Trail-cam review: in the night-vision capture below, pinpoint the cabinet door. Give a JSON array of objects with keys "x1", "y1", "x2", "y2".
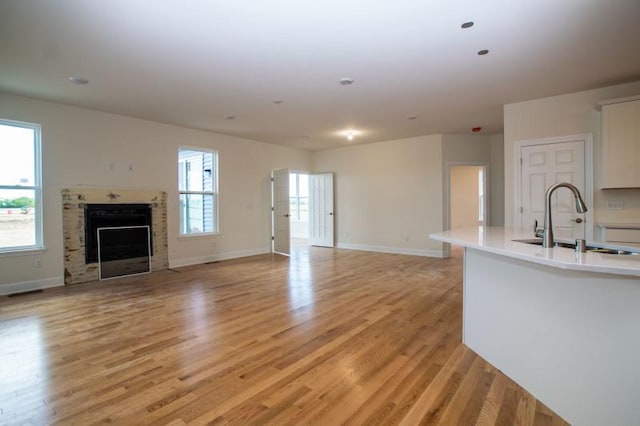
[{"x1": 602, "y1": 100, "x2": 640, "y2": 188}]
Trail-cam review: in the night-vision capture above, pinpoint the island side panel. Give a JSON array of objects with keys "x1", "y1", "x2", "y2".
[{"x1": 463, "y1": 247, "x2": 640, "y2": 426}]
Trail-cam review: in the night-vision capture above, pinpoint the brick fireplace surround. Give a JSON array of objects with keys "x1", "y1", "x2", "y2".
[{"x1": 62, "y1": 188, "x2": 168, "y2": 285}]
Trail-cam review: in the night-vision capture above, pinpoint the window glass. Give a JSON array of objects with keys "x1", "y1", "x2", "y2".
[
  {"x1": 0, "y1": 126, "x2": 35, "y2": 186},
  {"x1": 0, "y1": 120, "x2": 41, "y2": 251},
  {"x1": 299, "y1": 196, "x2": 309, "y2": 221},
  {"x1": 289, "y1": 173, "x2": 297, "y2": 196},
  {"x1": 299, "y1": 174, "x2": 309, "y2": 197},
  {"x1": 288, "y1": 173, "x2": 309, "y2": 221},
  {"x1": 179, "y1": 193, "x2": 216, "y2": 234}
]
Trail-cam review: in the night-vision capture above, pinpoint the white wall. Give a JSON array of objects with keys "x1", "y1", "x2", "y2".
[
  {"x1": 490, "y1": 134, "x2": 505, "y2": 226},
  {"x1": 0, "y1": 93, "x2": 310, "y2": 291},
  {"x1": 312, "y1": 135, "x2": 445, "y2": 256},
  {"x1": 504, "y1": 80, "x2": 640, "y2": 229}
]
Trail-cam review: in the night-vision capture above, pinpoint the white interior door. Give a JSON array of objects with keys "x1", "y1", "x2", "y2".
[
  {"x1": 309, "y1": 173, "x2": 334, "y2": 247},
  {"x1": 521, "y1": 140, "x2": 586, "y2": 239},
  {"x1": 272, "y1": 168, "x2": 290, "y2": 255}
]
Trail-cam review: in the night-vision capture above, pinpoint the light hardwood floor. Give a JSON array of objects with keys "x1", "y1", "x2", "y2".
[{"x1": 0, "y1": 245, "x2": 568, "y2": 425}]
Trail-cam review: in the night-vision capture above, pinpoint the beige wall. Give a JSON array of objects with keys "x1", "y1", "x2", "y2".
[
  {"x1": 311, "y1": 133, "x2": 503, "y2": 257},
  {"x1": 490, "y1": 134, "x2": 505, "y2": 226},
  {"x1": 442, "y1": 134, "x2": 492, "y2": 162},
  {"x1": 504, "y1": 80, "x2": 640, "y2": 230},
  {"x1": 0, "y1": 93, "x2": 310, "y2": 291},
  {"x1": 312, "y1": 135, "x2": 445, "y2": 256},
  {"x1": 450, "y1": 166, "x2": 482, "y2": 229}
]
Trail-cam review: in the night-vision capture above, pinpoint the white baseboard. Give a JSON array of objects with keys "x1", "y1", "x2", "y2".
[
  {"x1": 170, "y1": 247, "x2": 272, "y2": 268},
  {"x1": 336, "y1": 243, "x2": 445, "y2": 258},
  {"x1": 0, "y1": 276, "x2": 64, "y2": 296}
]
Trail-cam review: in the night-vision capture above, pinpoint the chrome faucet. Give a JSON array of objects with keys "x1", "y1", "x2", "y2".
[{"x1": 536, "y1": 182, "x2": 588, "y2": 248}]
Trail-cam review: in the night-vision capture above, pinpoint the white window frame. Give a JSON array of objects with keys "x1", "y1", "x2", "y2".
[
  {"x1": 178, "y1": 147, "x2": 219, "y2": 236},
  {"x1": 0, "y1": 118, "x2": 43, "y2": 254}
]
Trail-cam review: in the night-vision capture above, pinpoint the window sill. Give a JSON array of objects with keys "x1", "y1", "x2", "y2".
[
  {"x1": 0, "y1": 246, "x2": 46, "y2": 258},
  {"x1": 177, "y1": 232, "x2": 220, "y2": 240}
]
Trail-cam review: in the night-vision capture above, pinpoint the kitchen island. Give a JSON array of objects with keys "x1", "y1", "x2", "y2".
[{"x1": 430, "y1": 227, "x2": 640, "y2": 426}]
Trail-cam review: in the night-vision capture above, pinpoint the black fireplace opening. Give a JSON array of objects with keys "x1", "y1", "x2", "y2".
[{"x1": 84, "y1": 204, "x2": 153, "y2": 264}]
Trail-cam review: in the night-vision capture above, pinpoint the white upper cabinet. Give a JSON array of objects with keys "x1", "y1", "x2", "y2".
[{"x1": 601, "y1": 99, "x2": 640, "y2": 188}]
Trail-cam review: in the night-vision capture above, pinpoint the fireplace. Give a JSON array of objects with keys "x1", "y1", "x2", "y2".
[
  {"x1": 84, "y1": 204, "x2": 153, "y2": 264},
  {"x1": 62, "y1": 188, "x2": 168, "y2": 285}
]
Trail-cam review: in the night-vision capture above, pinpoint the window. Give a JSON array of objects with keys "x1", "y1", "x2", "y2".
[
  {"x1": 289, "y1": 172, "x2": 309, "y2": 221},
  {"x1": 0, "y1": 119, "x2": 42, "y2": 252},
  {"x1": 178, "y1": 148, "x2": 218, "y2": 235}
]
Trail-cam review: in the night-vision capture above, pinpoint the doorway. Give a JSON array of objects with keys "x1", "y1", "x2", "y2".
[
  {"x1": 444, "y1": 162, "x2": 489, "y2": 257},
  {"x1": 272, "y1": 170, "x2": 334, "y2": 257},
  {"x1": 450, "y1": 165, "x2": 486, "y2": 229},
  {"x1": 289, "y1": 171, "x2": 310, "y2": 250}
]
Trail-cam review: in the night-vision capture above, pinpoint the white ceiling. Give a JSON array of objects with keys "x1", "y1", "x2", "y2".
[{"x1": 1, "y1": 1, "x2": 639, "y2": 151}]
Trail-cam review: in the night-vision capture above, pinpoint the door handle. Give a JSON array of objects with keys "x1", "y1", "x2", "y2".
[
  {"x1": 284, "y1": 214, "x2": 290, "y2": 218},
  {"x1": 570, "y1": 218, "x2": 583, "y2": 223},
  {"x1": 329, "y1": 212, "x2": 333, "y2": 215}
]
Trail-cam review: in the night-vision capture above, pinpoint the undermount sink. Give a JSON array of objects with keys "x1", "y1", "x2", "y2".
[
  {"x1": 513, "y1": 238, "x2": 576, "y2": 249},
  {"x1": 512, "y1": 239, "x2": 640, "y2": 255}
]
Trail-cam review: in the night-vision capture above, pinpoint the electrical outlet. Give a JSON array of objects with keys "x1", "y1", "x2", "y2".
[
  {"x1": 607, "y1": 200, "x2": 625, "y2": 210},
  {"x1": 35, "y1": 258, "x2": 42, "y2": 268}
]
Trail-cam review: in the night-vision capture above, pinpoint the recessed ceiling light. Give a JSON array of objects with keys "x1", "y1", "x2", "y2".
[
  {"x1": 477, "y1": 49, "x2": 489, "y2": 56},
  {"x1": 338, "y1": 129, "x2": 360, "y2": 140},
  {"x1": 339, "y1": 78, "x2": 354, "y2": 86},
  {"x1": 407, "y1": 115, "x2": 418, "y2": 120},
  {"x1": 224, "y1": 115, "x2": 235, "y2": 120},
  {"x1": 68, "y1": 76, "x2": 89, "y2": 85},
  {"x1": 461, "y1": 21, "x2": 474, "y2": 29},
  {"x1": 273, "y1": 100, "x2": 283, "y2": 104}
]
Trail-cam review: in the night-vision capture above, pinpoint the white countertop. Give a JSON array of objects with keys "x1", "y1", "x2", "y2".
[
  {"x1": 430, "y1": 227, "x2": 640, "y2": 277},
  {"x1": 597, "y1": 222, "x2": 640, "y2": 229}
]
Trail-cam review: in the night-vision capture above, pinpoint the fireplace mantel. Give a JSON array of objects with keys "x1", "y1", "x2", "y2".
[{"x1": 62, "y1": 188, "x2": 168, "y2": 285}]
